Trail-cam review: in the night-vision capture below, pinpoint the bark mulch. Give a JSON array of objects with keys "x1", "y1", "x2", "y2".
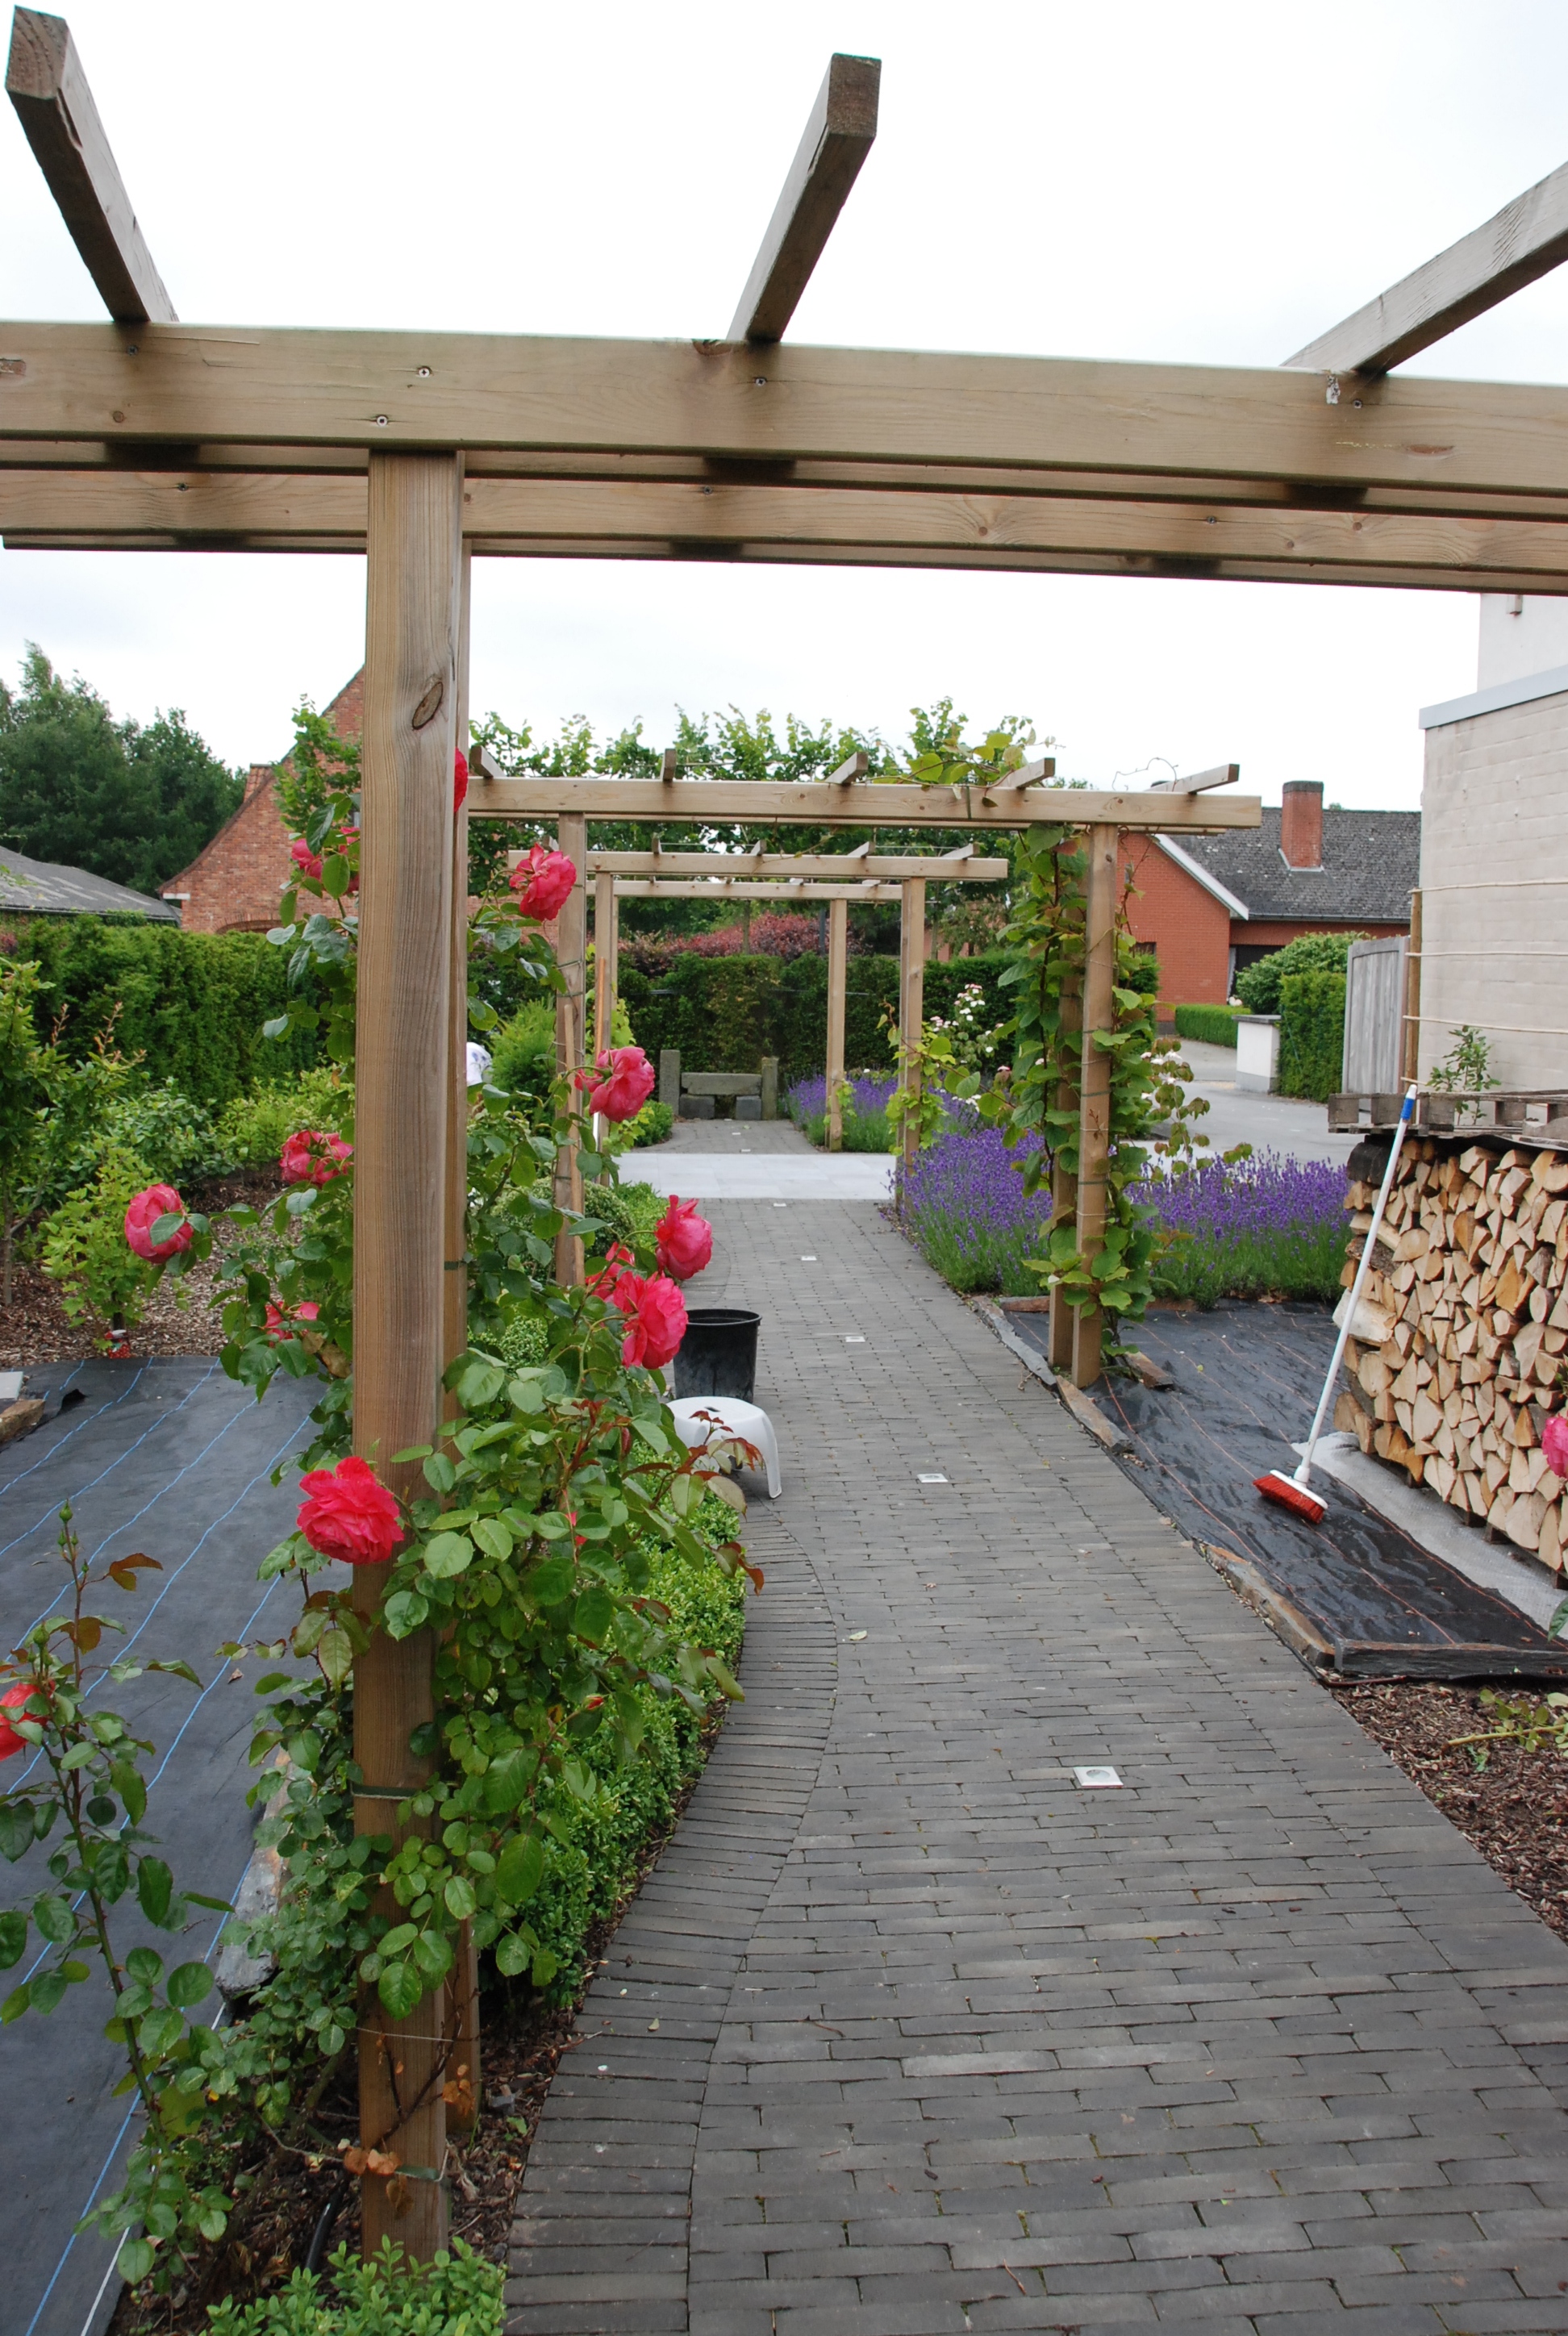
[
  {"x1": 1335, "y1": 1679, "x2": 1568, "y2": 1946},
  {"x1": 2, "y1": 1174, "x2": 280, "y2": 1372}
]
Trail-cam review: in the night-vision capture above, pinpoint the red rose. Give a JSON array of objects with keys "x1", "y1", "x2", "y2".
[
  {"x1": 280, "y1": 1130, "x2": 353, "y2": 1187},
  {"x1": 265, "y1": 1299, "x2": 320, "y2": 1341},
  {"x1": 609, "y1": 1271, "x2": 688, "y2": 1370},
  {"x1": 290, "y1": 836, "x2": 323, "y2": 882},
  {"x1": 124, "y1": 1183, "x2": 193, "y2": 1262},
  {"x1": 587, "y1": 1242, "x2": 636, "y2": 1299},
  {"x1": 508, "y1": 845, "x2": 577, "y2": 922},
  {"x1": 0, "y1": 1679, "x2": 38, "y2": 1761},
  {"x1": 454, "y1": 749, "x2": 469, "y2": 812},
  {"x1": 1545, "y1": 1413, "x2": 1568, "y2": 1477},
  {"x1": 655, "y1": 1196, "x2": 712, "y2": 1282},
  {"x1": 576, "y1": 1046, "x2": 655, "y2": 1123},
  {"x1": 296, "y1": 1454, "x2": 402, "y2": 1566}
]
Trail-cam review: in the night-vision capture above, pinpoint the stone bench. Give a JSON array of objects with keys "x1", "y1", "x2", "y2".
[{"x1": 659, "y1": 1051, "x2": 778, "y2": 1120}]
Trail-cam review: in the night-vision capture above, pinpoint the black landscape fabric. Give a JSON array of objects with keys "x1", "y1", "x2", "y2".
[
  {"x1": 0, "y1": 1357, "x2": 317, "y2": 2336},
  {"x1": 1008, "y1": 1300, "x2": 1568, "y2": 1679}
]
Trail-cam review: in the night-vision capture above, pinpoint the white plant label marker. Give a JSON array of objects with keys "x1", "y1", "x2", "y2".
[
  {"x1": 801, "y1": 1254, "x2": 818, "y2": 1262},
  {"x1": 1073, "y1": 1765, "x2": 1122, "y2": 1789},
  {"x1": 774, "y1": 1202, "x2": 787, "y2": 1209},
  {"x1": 918, "y1": 1473, "x2": 949, "y2": 1485},
  {"x1": 844, "y1": 1336, "x2": 865, "y2": 1344}
]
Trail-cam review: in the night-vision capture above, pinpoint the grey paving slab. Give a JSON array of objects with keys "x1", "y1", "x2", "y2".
[{"x1": 508, "y1": 1199, "x2": 1568, "y2": 2334}]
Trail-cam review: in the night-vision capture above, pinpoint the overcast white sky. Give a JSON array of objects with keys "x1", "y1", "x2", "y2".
[{"x1": 3, "y1": 1, "x2": 1568, "y2": 799}]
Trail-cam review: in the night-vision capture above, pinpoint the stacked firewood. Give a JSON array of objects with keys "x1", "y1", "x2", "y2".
[{"x1": 1335, "y1": 1139, "x2": 1568, "y2": 1568}]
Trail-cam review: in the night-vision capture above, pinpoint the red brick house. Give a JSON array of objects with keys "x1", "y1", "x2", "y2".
[
  {"x1": 160, "y1": 670, "x2": 365, "y2": 933},
  {"x1": 1120, "y1": 780, "x2": 1418, "y2": 1011}
]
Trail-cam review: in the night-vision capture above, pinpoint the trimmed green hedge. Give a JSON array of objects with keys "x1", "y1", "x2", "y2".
[
  {"x1": 5, "y1": 916, "x2": 320, "y2": 1108},
  {"x1": 1278, "y1": 969, "x2": 1345, "y2": 1101},
  {"x1": 1174, "y1": 1003, "x2": 1241, "y2": 1048},
  {"x1": 619, "y1": 950, "x2": 1027, "y2": 1081}
]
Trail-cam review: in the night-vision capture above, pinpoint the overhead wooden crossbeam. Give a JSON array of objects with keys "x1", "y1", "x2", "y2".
[
  {"x1": 6, "y1": 10, "x2": 173, "y2": 325},
  {"x1": 584, "y1": 851, "x2": 1009, "y2": 879},
  {"x1": 1287, "y1": 155, "x2": 1568, "y2": 377},
  {"x1": 603, "y1": 878, "x2": 903, "y2": 901},
  {"x1": 728, "y1": 53, "x2": 879, "y2": 344},
  {"x1": 1148, "y1": 762, "x2": 1240, "y2": 795},
  {"x1": 476, "y1": 775, "x2": 1257, "y2": 831}
]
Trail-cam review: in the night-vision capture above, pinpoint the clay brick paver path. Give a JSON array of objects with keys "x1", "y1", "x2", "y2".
[{"x1": 508, "y1": 1196, "x2": 1568, "y2": 2334}]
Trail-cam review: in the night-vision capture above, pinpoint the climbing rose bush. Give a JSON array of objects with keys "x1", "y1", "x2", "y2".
[
  {"x1": 296, "y1": 1454, "x2": 402, "y2": 1565},
  {"x1": 609, "y1": 1271, "x2": 688, "y2": 1369},
  {"x1": 265, "y1": 1299, "x2": 319, "y2": 1341},
  {"x1": 509, "y1": 845, "x2": 577, "y2": 921},
  {"x1": 655, "y1": 1196, "x2": 712, "y2": 1282},
  {"x1": 578, "y1": 1045, "x2": 656, "y2": 1123},
  {"x1": 280, "y1": 1130, "x2": 353, "y2": 1188},
  {"x1": 123, "y1": 1183, "x2": 193, "y2": 1262}
]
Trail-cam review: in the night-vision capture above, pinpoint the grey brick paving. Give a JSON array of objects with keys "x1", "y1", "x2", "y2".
[{"x1": 507, "y1": 1199, "x2": 1568, "y2": 2333}]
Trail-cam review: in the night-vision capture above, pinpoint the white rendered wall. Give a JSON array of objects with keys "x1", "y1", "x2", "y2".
[
  {"x1": 1478, "y1": 594, "x2": 1568, "y2": 689},
  {"x1": 1420, "y1": 689, "x2": 1568, "y2": 1089}
]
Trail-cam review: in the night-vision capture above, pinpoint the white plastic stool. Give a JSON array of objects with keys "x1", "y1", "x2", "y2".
[{"x1": 669, "y1": 1396, "x2": 782, "y2": 1498}]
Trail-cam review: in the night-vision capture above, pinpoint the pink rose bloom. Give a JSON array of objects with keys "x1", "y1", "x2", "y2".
[
  {"x1": 1544, "y1": 1412, "x2": 1568, "y2": 1478},
  {"x1": 280, "y1": 1130, "x2": 353, "y2": 1187},
  {"x1": 610, "y1": 1271, "x2": 688, "y2": 1370},
  {"x1": 124, "y1": 1183, "x2": 192, "y2": 1262},
  {"x1": 509, "y1": 845, "x2": 578, "y2": 922},
  {"x1": 576, "y1": 1046, "x2": 655, "y2": 1124},
  {"x1": 290, "y1": 836, "x2": 323, "y2": 882},
  {"x1": 296, "y1": 1454, "x2": 402, "y2": 1566},
  {"x1": 587, "y1": 1242, "x2": 636, "y2": 1299},
  {"x1": 454, "y1": 749, "x2": 469, "y2": 812},
  {"x1": 265, "y1": 1299, "x2": 321, "y2": 1341},
  {"x1": 655, "y1": 1196, "x2": 713, "y2": 1282}
]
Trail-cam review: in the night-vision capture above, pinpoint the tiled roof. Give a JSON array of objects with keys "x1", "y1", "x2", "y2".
[
  {"x1": 1177, "y1": 807, "x2": 1420, "y2": 924},
  {"x1": 0, "y1": 846, "x2": 178, "y2": 920}
]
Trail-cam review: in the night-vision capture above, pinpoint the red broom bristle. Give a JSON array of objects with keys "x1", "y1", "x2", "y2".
[{"x1": 1253, "y1": 1470, "x2": 1327, "y2": 1523}]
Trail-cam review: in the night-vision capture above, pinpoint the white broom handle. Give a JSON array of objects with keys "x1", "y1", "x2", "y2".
[{"x1": 1295, "y1": 1083, "x2": 1417, "y2": 1488}]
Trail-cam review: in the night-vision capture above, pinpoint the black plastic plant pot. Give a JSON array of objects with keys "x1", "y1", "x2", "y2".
[{"x1": 673, "y1": 1307, "x2": 761, "y2": 1403}]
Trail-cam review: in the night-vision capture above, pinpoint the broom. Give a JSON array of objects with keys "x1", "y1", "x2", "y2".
[{"x1": 1255, "y1": 1082, "x2": 1418, "y2": 1523}]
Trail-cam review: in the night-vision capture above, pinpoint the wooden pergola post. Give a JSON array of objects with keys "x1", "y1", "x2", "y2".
[
  {"x1": 1070, "y1": 825, "x2": 1119, "y2": 1389},
  {"x1": 899, "y1": 876, "x2": 926, "y2": 1187},
  {"x1": 352, "y1": 448, "x2": 462, "y2": 2258},
  {"x1": 1047, "y1": 947, "x2": 1082, "y2": 1374},
  {"x1": 593, "y1": 869, "x2": 615, "y2": 1057},
  {"x1": 553, "y1": 816, "x2": 587, "y2": 1285},
  {"x1": 825, "y1": 895, "x2": 848, "y2": 1151}
]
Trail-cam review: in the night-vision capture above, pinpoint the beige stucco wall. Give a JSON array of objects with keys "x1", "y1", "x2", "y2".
[{"x1": 1420, "y1": 688, "x2": 1568, "y2": 1090}]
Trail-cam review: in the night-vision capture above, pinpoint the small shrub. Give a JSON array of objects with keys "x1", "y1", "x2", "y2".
[
  {"x1": 1277, "y1": 969, "x2": 1346, "y2": 1103},
  {"x1": 39, "y1": 1142, "x2": 156, "y2": 1337},
  {"x1": 101, "y1": 1078, "x2": 227, "y2": 1186},
  {"x1": 489, "y1": 999, "x2": 557, "y2": 1100},
  {"x1": 1234, "y1": 931, "x2": 1362, "y2": 1016},
  {"x1": 203, "y1": 2238, "x2": 502, "y2": 2334},
  {"x1": 215, "y1": 1068, "x2": 354, "y2": 1171},
  {"x1": 1174, "y1": 1003, "x2": 1240, "y2": 1048},
  {"x1": 629, "y1": 1098, "x2": 673, "y2": 1145}
]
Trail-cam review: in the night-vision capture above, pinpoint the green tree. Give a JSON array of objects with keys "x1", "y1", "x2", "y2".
[
  {"x1": 0, "y1": 646, "x2": 242, "y2": 895},
  {"x1": 1233, "y1": 930, "x2": 1365, "y2": 1016}
]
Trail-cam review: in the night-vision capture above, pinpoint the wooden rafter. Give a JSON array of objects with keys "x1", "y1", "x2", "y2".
[
  {"x1": 585, "y1": 851, "x2": 1009, "y2": 879},
  {"x1": 473, "y1": 775, "x2": 1258, "y2": 830},
  {"x1": 728, "y1": 53, "x2": 879, "y2": 344},
  {"x1": 1287, "y1": 155, "x2": 1568, "y2": 377},
  {"x1": 605, "y1": 878, "x2": 904, "y2": 901},
  {"x1": 6, "y1": 10, "x2": 173, "y2": 325}
]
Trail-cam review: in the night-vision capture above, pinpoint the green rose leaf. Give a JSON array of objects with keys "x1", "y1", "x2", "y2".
[
  {"x1": 0, "y1": 1801, "x2": 35, "y2": 1863},
  {"x1": 136, "y1": 1857, "x2": 174, "y2": 1929},
  {"x1": 0, "y1": 1910, "x2": 25, "y2": 1969},
  {"x1": 471, "y1": 1516, "x2": 513, "y2": 1561},
  {"x1": 382, "y1": 1590, "x2": 429, "y2": 1639},
  {"x1": 494, "y1": 1930, "x2": 531, "y2": 1978},
  {"x1": 126, "y1": 1946, "x2": 164, "y2": 1986},
  {"x1": 572, "y1": 1586, "x2": 614, "y2": 1644},
  {"x1": 166, "y1": 1961, "x2": 214, "y2": 2009},
  {"x1": 527, "y1": 1555, "x2": 575, "y2": 1608},
  {"x1": 494, "y1": 1830, "x2": 544, "y2": 1908},
  {"x1": 444, "y1": 1875, "x2": 477, "y2": 1921},
  {"x1": 377, "y1": 1960, "x2": 426, "y2": 2020},
  {"x1": 118, "y1": 2238, "x2": 156, "y2": 2284},
  {"x1": 482, "y1": 1747, "x2": 536, "y2": 1816},
  {"x1": 29, "y1": 1970, "x2": 68, "y2": 2014},
  {"x1": 32, "y1": 1895, "x2": 73, "y2": 1946},
  {"x1": 423, "y1": 1532, "x2": 475, "y2": 1579}
]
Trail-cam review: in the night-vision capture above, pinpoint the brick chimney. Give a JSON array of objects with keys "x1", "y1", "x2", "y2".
[{"x1": 1279, "y1": 779, "x2": 1324, "y2": 870}]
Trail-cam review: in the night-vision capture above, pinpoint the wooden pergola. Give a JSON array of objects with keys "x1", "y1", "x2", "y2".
[{"x1": 10, "y1": 6, "x2": 1568, "y2": 2263}]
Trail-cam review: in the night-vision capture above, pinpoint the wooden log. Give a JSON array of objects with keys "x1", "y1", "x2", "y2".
[
  {"x1": 1071, "y1": 825, "x2": 1119, "y2": 1390},
  {"x1": 554, "y1": 815, "x2": 587, "y2": 1287},
  {"x1": 729, "y1": 52, "x2": 880, "y2": 344},
  {"x1": 825, "y1": 894, "x2": 848, "y2": 1153},
  {"x1": 898, "y1": 878, "x2": 925, "y2": 1188},
  {"x1": 354, "y1": 448, "x2": 462, "y2": 2261}
]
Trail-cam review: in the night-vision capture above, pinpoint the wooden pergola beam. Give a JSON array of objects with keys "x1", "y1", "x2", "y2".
[
  {"x1": 1287, "y1": 155, "x2": 1568, "y2": 377},
  {"x1": 10, "y1": 324, "x2": 1568, "y2": 509},
  {"x1": 474, "y1": 775, "x2": 1259, "y2": 831},
  {"x1": 728, "y1": 53, "x2": 880, "y2": 344},
  {"x1": 585, "y1": 851, "x2": 1009, "y2": 879},
  {"x1": 6, "y1": 10, "x2": 174, "y2": 326},
  {"x1": 608, "y1": 878, "x2": 903, "y2": 900}
]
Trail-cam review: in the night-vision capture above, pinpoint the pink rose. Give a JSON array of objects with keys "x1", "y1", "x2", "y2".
[
  {"x1": 280, "y1": 1130, "x2": 353, "y2": 1188},
  {"x1": 609, "y1": 1271, "x2": 688, "y2": 1370},
  {"x1": 290, "y1": 836, "x2": 323, "y2": 882},
  {"x1": 124, "y1": 1183, "x2": 192, "y2": 1262},
  {"x1": 1544, "y1": 1412, "x2": 1568, "y2": 1478},
  {"x1": 576, "y1": 1046, "x2": 655, "y2": 1124},
  {"x1": 587, "y1": 1242, "x2": 636, "y2": 1299},
  {"x1": 265, "y1": 1299, "x2": 320, "y2": 1341},
  {"x1": 508, "y1": 845, "x2": 578, "y2": 922},
  {"x1": 454, "y1": 749, "x2": 469, "y2": 812},
  {"x1": 296, "y1": 1454, "x2": 402, "y2": 1566},
  {"x1": 655, "y1": 1196, "x2": 712, "y2": 1282}
]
